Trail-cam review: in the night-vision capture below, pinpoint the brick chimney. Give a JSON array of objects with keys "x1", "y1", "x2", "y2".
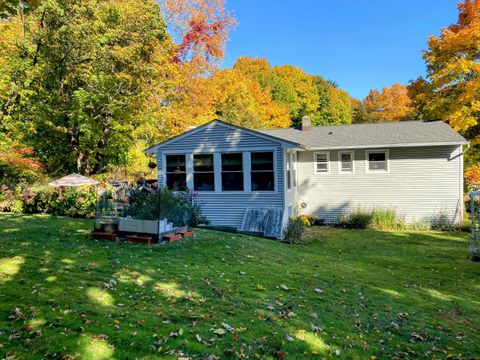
[{"x1": 301, "y1": 116, "x2": 311, "y2": 131}]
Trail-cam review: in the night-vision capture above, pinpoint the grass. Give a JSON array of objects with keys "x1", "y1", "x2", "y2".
[{"x1": 0, "y1": 214, "x2": 479, "y2": 359}]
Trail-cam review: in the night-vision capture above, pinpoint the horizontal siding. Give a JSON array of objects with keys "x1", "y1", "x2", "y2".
[
  {"x1": 158, "y1": 122, "x2": 278, "y2": 153},
  {"x1": 156, "y1": 123, "x2": 285, "y2": 229},
  {"x1": 297, "y1": 146, "x2": 462, "y2": 224}
]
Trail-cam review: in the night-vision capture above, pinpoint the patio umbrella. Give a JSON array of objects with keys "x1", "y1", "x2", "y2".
[{"x1": 49, "y1": 173, "x2": 99, "y2": 187}]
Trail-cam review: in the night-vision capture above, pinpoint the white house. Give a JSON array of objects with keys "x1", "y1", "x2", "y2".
[{"x1": 144, "y1": 118, "x2": 468, "y2": 238}]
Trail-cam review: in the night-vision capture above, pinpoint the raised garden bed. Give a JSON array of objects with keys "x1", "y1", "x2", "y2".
[
  {"x1": 164, "y1": 233, "x2": 182, "y2": 243},
  {"x1": 91, "y1": 231, "x2": 117, "y2": 241},
  {"x1": 126, "y1": 235, "x2": 152, "y2": 244}
]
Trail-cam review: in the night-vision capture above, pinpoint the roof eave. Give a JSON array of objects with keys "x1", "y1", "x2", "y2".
[{"x1": 305, "y1": 141, "x2": 468, "y2": 151}]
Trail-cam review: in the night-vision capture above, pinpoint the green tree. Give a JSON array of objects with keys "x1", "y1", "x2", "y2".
[{"x1": 0, "y1": 0, "x2": 172, "y2": 175}]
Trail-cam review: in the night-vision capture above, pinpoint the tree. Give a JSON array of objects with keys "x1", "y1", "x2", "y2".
[
  {"x1": 186, "y1": 68, "x2": 291, "y2": 129},
  {"x1": 158, "y1": 0, "x2": 236, "y2": 75},
  {"x1": 312, "y1": 77, "x2": 355, "y2": 126},
  {"x1": 408, "y1": 0, "x2": 480, "y2": 167},
  {"x1": 0, "y1": 0, "x2": 173, "y2": 175},
  {"x1": 355, "y1": 83, "x2": 413, "y2": 123},
  {"x1": 413, "y1": 0, "x2": 480, "y2": 132},
  {"x1": 0, "y1": 0, "x2": 41, "y2": 18}
]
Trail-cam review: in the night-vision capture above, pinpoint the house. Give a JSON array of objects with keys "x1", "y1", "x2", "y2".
[{"x1": 144, "y1": 118, "x2": 468, "y2": 238}]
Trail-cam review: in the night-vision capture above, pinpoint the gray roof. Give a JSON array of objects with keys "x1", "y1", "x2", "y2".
[{"x1": 259, "y1": 121, "x2": 467, "y2": 149}]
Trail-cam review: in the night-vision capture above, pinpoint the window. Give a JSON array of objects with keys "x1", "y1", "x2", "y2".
[
  {"x1": 251, "y1": 152, "x2": 274, "y2": 191},
  {"x1": 338, "y1": 151, "x2": 354, "y2": 173},
  {"x1": 293, "y1": 152, "x2": 297, "y2": 187},
  {"x1": 366, "y1": 150, "x2": 389, "y2": 172},
  {"x1": 221, "y1": 153, "x2": 244, "y2": 191},
  {"x1": 286, "y1": 152, "x2": 292, "y2": 190},
  {"x1": 166, "y1": 155, "x2": 187, "y2": 191},
  {"x1": 314, "y1": 151, "x2": 330, "y2": 174},
  {"x1": 193, "y1": 154, "x2": 214, "y2": 191}
]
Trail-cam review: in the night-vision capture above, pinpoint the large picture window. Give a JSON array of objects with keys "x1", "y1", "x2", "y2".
[
  {"x1": 166, "y1": 155, "x2": 187, "y2": 191},
  {"x1": 251, "y1": 152, "x2": 274, "y2": 191},
  {"x1": 221, "y1": 153, "x2": 244, "y2": 191},
  {"x1": 193, "y1": 154, "x2": 215, "y2": 191}
]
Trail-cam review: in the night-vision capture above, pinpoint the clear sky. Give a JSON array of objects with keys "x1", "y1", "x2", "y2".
[{"x1": 221, "y1": 0, "x2": 459, "y2": 100}]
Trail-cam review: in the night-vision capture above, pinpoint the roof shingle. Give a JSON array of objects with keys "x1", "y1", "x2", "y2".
[{"x1": 259, "y1": 121, "x2": 467, "y2": 149}]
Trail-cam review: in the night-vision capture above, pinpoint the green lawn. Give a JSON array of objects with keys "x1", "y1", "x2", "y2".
[{"x1": 0, "y1": 214, "x2": 479, "y2": 359}]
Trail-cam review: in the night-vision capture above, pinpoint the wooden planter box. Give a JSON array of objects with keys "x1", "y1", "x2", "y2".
[
  {"x1": 164, "y1": 233, "x2": 182, "y2": 243},
  {"x1": 91, "y1": 231, "x2": 117, "y2": 241},
  {"x1": 126, "y1": 235, "x2": 152, "y2": 244},
  {"x1": 179, "y1": 230, "x2": 193, "y2": 238}
]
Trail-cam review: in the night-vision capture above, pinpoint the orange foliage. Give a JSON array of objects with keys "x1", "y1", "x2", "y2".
[
  {"x1": 420, "y1": 0, "x2": 480, "y2": 132},
  {"x1": 465, "y1": 165, "x2": 480, "y2": 188},
  {"x1": 159, "y1": 0, "x2": 236, "y2": 74},
  {"x1": 361, "y1": 83, "x2": 413, "y2": 123}
]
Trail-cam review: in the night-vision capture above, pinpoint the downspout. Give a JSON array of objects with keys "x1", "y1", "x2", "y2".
[{"x1": 459, "y1": 143, "x2": 470, "y2": 222}]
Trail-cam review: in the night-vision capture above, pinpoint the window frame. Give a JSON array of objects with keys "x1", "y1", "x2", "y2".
[
  {"x1": 286, "y1": 151, "x2": 292, "y2": 190},
  {"x1": 165, "y1": 154, "x2": 187, "y2": 191},
  {"x1": 314, "y1": 151, "x2": 330, "y2": 175},
  {"x1": 365, "y1": 149, "x2": 390, "y2": 173},
  {"x1": 161, "y1": 148, "x2": 277, "y2": 193},
  {"x1": 250, "y1": 151, "x2": 275, "y2": 192},
  {"x1": 338, "y1": 151, "x2": 355, "y2": 174},
  {"x1": 221, "y1": 152, "x2": 244, "y2": 191},
  {"x1": 192, "y1": 153, "x2": 215, "y2": 192}
]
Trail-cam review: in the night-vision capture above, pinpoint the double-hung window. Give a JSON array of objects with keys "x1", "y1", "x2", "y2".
[
  {"x1": 314, "y1": 151, "x2": 330, "y2": 174},
  {"x1": 338, "y1": 151, "x2": 354, "y2": 173},
  {"x1": 193, "y1": 154, "x2": 214, "y2": 191},
  {"x1": 165, "y1": 155, "x2": 187, "y2": 191},
  {"x1": 221, "y1": 153, "x2": 244, "y2": 191},
  {"x1": 366, "y1": 150, "x2": 389, "y2": 172},
  {"x1": 251, "y1": 152, "x2": 274, "y2": 191}
]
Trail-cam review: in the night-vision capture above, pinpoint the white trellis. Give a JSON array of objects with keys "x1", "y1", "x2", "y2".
[{"x1": 469, "y1": 191, "x2": 480, "y2": 261}]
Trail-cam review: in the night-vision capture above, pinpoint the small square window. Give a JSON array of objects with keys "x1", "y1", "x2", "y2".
[{"x1": 366, "y1": 151, "x2": 388, "y2": 172}]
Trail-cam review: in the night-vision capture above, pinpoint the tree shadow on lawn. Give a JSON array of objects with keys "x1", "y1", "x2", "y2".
[{"x1": 0, "y1": 214, "x2": 479, "y2": 359}]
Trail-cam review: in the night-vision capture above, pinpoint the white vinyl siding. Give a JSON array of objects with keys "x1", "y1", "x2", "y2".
[
  {"x1": 156, "y1": 121, "x2": 285, "y2": 230},
  {"x1": 297, "y1": 146, "x2": 463, "y2": 224}
]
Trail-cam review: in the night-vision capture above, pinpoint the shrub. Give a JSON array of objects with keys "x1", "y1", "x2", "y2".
[
  {"x1": 0, "y1": 183, "x2": 96, "y2": 218},
  {"x1": 283, "y1": 217, "x2": 305, "y2": 244},
  {"x1": 338, "y1": 208, "x2": 399, "y2": 230}
]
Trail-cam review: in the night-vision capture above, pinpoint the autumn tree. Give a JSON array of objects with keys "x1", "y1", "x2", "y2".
[
  {"x1": 158, "y1": 0, "x2": 236, "y2": 75},
  {"x1": 0, "y1": 0, "x2": 173, "y2": 175},
  {"x1": 186, "y1": 68, "x2": 291, "y2": 129},
  {"x1": 355, "y1": 83, "x2": 413, "y2": 123},
  {"x1": 408, "y1": 0, "x2": 480, "y2": 167}
]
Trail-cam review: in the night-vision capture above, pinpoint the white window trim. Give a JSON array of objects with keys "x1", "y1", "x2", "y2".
[
  {"x1": 365, "y1": 149, "x2": 390, "y2": 173},
  {"x1": 338, "y1": 151, "x2": 355, "y2": 174},
  {"x1": 162, "y1": 149, "x2": 277, "y2": 194},
  {"x1": 314, "y1": 151, "x2": 330, "y2": 175},
  {"x1": 286, "y1": 151, "x2": 292, "y2": 191}
]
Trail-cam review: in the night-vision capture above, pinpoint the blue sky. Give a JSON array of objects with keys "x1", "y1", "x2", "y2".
[{"x1": 221, "y1": 0, "x2": 459, "y2": 99}]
